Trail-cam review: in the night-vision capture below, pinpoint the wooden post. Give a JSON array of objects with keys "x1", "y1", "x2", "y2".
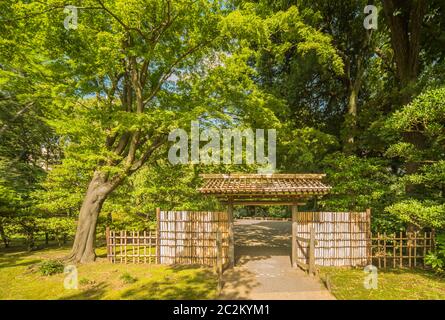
[
  {"x1": 227, "y1": 200, "x2": 235, "y2": 268},
  {"x1": 309, "y1": 226, "x2": 316, "y2": 276},
  {"x1": 291, "y1": 205, "x2": 298, "y2": 267},
  {"x1": 156, "y1": 207, "x2": 160, "y2": 264},
  {"x1": 399, "y1": 231, "x2": 403, "y2": 267},
  {"x1": 366, "y1": 208, "x2": 372, "y2": 265},
  {"x1": 383, "y1": 232, "x2": 387, "y2": 269},
  {"x1": 105, "y1": 226, "x2": 111, "y2": 262},
  {"x1": 174, "y1": 211, "x2": 178, "y2": 264},
  {"x1": 216, "y1": 228, "x2": 223, "y2": 293},
  {"x1": 124, "y1": 230, "x2": 127, "y2": 264}
]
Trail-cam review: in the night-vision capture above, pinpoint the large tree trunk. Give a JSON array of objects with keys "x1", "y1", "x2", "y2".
[
  {"x1": 382, "y1": 0, "x2": 427, "y2": 92},
  {"x1": 343, "y1": 57, "x2": 364, "y2": 154},
  {"x1": 67, "y1": 171, "x2": 114, "y2": 263},
  {"x1": 344, "y1": 85, "x2": 359, "y2": 151}
]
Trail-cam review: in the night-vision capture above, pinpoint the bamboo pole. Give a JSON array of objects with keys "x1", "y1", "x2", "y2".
[
  {"x1": 105, "y1": 226, "x2": 111, "y2": 262},
  {"x1": 309, "y1": 227, "x2": 316, "y2": 276},
  {"x1": 227, "y1": 201, "x2": 234, "y2": 268},
  {"x1": 366, "y1": 208, "x2": 371, "y2": 265},
  {"x1": 291, "y1": 205, "x2": 298, "y2": 267},
  {"x1": 216, "y1": 227, "x2": 223, "y2": 293},
  {"x1": 156, "y1": 207, "x2": 160, "y2": 264}
]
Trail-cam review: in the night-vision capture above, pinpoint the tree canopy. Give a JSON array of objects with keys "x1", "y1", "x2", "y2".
[{"x1": 0, "y1": 0, "x2": 444, "y2": 261}]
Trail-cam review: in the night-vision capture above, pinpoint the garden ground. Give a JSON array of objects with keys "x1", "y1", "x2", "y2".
[
  {"x1": 0, "y1": 242, "x2": 218, "y2": 300},
  {"x1": 1, "y1": 241, "x2": 444, "y2": 300},
  {"x1": 319, "y1": 267, "x2": 445, "y2": 300}
]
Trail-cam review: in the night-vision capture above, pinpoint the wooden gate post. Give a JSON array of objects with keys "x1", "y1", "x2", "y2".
[
  {"x1": 291, "y1": 205, "x2": 298, "y2": 267},
  {"x1": 366, "y1": 208, "x2": 372, "y2": 265},
  {"x1": 227, "y1": 200, "x2": 235, "y2": 268},
  {"x1": 156, "y1": 207, "x2": 161, "y2": 264},
  {"x1": 105, "y1": 226, "x2": 111, "y2": 262},
  {"x1": 215, "y1": 228, "x2": 223, "y2": 293},
  {"x1": 309, "y1": 227, "x2": 316, "y2": 276}
]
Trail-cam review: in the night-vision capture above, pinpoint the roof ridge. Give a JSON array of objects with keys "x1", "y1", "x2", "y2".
[{"x1": 199, "y1": 173, "x2": 327, "y2": 179}]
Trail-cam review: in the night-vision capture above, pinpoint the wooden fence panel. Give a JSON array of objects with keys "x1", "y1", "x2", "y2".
[
  {"x1": 295, "y1": 211, "x2": 371, "y2": 267},
  {"x1": 158, "y1": 211, "x2": 229, "y2": 266}
]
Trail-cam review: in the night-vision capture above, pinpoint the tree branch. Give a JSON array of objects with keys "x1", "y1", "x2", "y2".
[
  {"x1": 143, "y1": 41, "x2": 209, "y2": 106},
  {"x1": 0, "y1": 102, "x2": 34, "y2": 136}
]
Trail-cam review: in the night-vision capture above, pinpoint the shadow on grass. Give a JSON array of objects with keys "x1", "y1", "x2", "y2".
[
  {"x1": 119, "y1": 265, "x2": 217, "y2": 300},
  {"x1": 377, "y1": 267, "x2": 445, "y2": 283},
  {"x1": 0, "y1": 242, "x2": 112, "y2": 269},
  {"x1": 0, "y1": 243, "x2": 72, "y2": 270},
  {"x1": 0, "y1": 250, "x2": 43, "y2": 270},
  {"x1": 60, "y1": 282, "x2": 109, "y2": 300},
  {"x1": 59, "y1": 265, "x2": 218, "y2": 300}
]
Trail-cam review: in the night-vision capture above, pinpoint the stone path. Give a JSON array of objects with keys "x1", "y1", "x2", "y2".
[{"x1": 219, "y1": 219, "x2": 335, "y2": 300}]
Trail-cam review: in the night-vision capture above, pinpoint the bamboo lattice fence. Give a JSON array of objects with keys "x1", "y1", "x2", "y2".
[
  {"x1": 370, "y1": 232, "x2": 434, "y2": 268},
  {"x1": 294, "y1": 211, "x2": 371, "y2": 267},
  {"x1": 107, "y1": 229, "x2": 158, "y2": 264}
]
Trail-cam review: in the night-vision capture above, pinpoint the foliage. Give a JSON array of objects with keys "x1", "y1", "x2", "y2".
[
  {"x1": 0, "y1": 0, "x2": 444, "y2": 255},
  {"x1": 278, "y1": 127, "x2": 339, "y2": 172},
  {"x1": 0, "y1": 216, "x2": 76, "y2": 249},
  {"x1": 39, "y1": 259, "x2": 65, "y2": 276},
  {"x1": 384, "y1": 87, "x2": 445, "y2": 229},
  {"x1": 120, "y1": 272, "x2": 138, "y2": 284},
  {"x1": 320, "y1": 153, "x2": 405, "y2": 232},
  {"x1": 425, "y1": 233, "x2": 445, "y2": 274},
  {"x1": 385, "y1": 200, "x2": 445, "y2": 230},
  {"x1": 39, "y1": 217, "x2": 76, "y2": 245},
  {"x1": 387, "y1": 87, "x2": 445, "y2": 135}
]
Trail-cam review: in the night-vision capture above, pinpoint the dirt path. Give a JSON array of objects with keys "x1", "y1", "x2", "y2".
[{"x1": 219, "y1": 219, "x2": 335, "y2": 300}]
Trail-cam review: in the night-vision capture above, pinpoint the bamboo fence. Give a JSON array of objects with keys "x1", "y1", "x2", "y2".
[
  {"x1": 106, "y1": 210, "x2": 434, "y2": 269},
  {"x1": 107, "y1": 229, "x2": 158, "y2": 264},
  {"x1": 370, "y1": 232, "x2": 434, "y2": 268},
  {"x1": 157, "y1": 211, "x2": 229, "y2": 266},
  {"x1": 294, "y1": 211, "x2": 371, "y2": 267}
]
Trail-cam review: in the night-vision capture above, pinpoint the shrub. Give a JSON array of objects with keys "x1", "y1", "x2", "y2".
[
  {"x1": 39, "y1": 259, "x2": 65, "y2": 276},
  {"x1": 79, "y1": 277, "x2": 96, "y2": 286},
  {"x1": 425, "y1": 233, "x2": 445, "y2": 274},
  {"x1": 120, "y1": 272, "x2": 137, "y2": 284}
]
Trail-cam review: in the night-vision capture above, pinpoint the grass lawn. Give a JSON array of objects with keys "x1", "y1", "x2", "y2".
[
  {"x1": 320, "y1": 267, "x2": 445, "y2": 300},
  {"x1": 0, "y1": 243, "x2": 218, "y2": 300},
  {"x1": 3, "y1": 242, "x2": 445, "y2": 300}
]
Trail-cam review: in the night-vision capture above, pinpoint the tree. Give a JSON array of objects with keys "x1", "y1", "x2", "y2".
[
  {"x1": 8, "y1": 0, "x2": 337, "y2": 262},
  {"x1": 34, "y1": 0, "x2": 225, "y2": 262},
  {"x1": 385, "y1": 87, "x2": 445, "y2": 229}
]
